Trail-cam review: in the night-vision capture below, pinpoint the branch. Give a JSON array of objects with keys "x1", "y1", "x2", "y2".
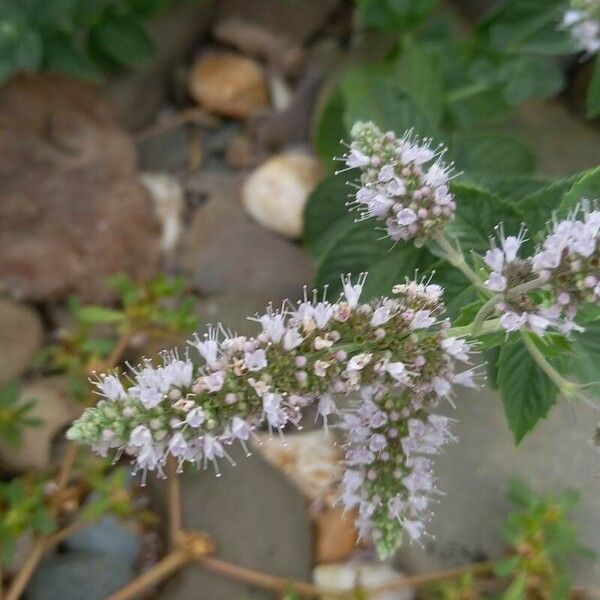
[{"x1": 166, "y1": 456, "x2": 182, "y2": 548}]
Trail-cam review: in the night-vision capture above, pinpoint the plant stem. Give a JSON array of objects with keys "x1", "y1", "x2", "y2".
[
  {"x1": 166, "y1": 456, "x2": 182, "y2": 549},
  {"x1": 521, "y1": 332, "x2": 580, "y2": 398},
  {"x1": 105, "y1": 550, "x2": 190, "y2": 600},
  {"x1": 506, "y1": 276, "x2": 547, "y2": 298},
  {"x1": 6, "y1": 328, "x2": 136, "y2": 597},
  {"x1": 471, "y1": 295, "x2": 501, "y2": 335},
  {"x1": 196, "y1": 555, "x2": 348, "y2": 599},
  {"x1": 6, "y1": 539, "x2": 46, "y2": 600},
  {"x1": 433, "y1": 232, "x2": 490, "y2": 295},
  {"x1": 367, "y1": 559, "x2": 496, "y2": 594},
  {"x1": 447, "y1": 318, "x2": 501, "y2": 339}
]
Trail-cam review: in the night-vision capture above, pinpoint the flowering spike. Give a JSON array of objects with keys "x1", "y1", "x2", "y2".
[
  {"x1": 342, "y1": 121, "x2": 456, "y2": 246},
  {"x1": 68, "y1": 276, "x2": 473, "y2": 557}
]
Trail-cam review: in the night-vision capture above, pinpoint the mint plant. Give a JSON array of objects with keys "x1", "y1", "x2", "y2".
[{"x1": 0, "y1": 0, "x2": 193, "y2": 83}]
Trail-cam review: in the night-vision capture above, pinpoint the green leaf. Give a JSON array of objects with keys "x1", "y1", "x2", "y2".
[
  {"x1": 571, "y1": 321, "x2": 600, "y2": 398},
  {"x1": 447, "y1": 182, "x2": 524, "y2": 255},
  {"x1": 500, "y1": 56, "x2": 564, "y2": 105},
  {"x1": 314, "y1": 89, "x2": 347, "y2": 165},
  {"x1": 494, "y1": 555, "x2": 521, "y2": 578},
  {"x1": 587, "y1": 55, "x2": 600, "y2": 119},
  {"x1": 45, "y1": 33, "x2": 101, "y2": 80},
  {"x1": 497, "y1": 336, "x2": 558, "y2": 443},
  {"x1": 341, "y1": 65, "x2": 435, "y2": 139},
  {"x1": 315, "y1": 220, "x2": 431, "y2": 300},
  {"x1": 392, "y1": 39, "x2": 443, "y2": 128},
  {"x1": 503, "y1": 572, "x2": 527, "y2": 600},
  {"x1": 303, "y1": 174, "x2": 353, "y2": 260},
  {"x1": 452, "y1": 133, "x2": 536, "y2": 180},
  {"x1": 355, "y1": 0, "x2": 437, "y2": 32},
  {"x1": 89, "y1": 15, "x2": 155, "y2": 67},
  {"x1": 77, "y1": 306, "x2": 125, "y2": 324},
  {"x1": 515, "y1": 175, "x2": 579, "y2": 236},
  {"x1": 507, "y1": 478, "x2": 536, "y2": 507},
  {"x1": 13, "y1": 29, "x2": 43, "y2": 71},
  {"x1": 559, "y1": 166, "x2": 600, "y2": 214}
]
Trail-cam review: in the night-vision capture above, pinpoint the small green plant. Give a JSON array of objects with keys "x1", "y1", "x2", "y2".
[
  {"x1": 426, "y1": 480, "x2": 590, "y2": 600},
  {"x1": 0, "y1": 382, "x2": 41, "y2": 448},
  {"x1": 0, "y1": 0, "x2": 194, "y2": 84}
]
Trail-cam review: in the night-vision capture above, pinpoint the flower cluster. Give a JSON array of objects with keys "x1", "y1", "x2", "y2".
[
  {"x1": 341, "y1": 121, "x2": 456, "y2": 246},
  {"x1": 68, "y1": 275, "x2": 475, "y2": 556},
  {"x1": 483, "y1": 203, "x2": 600, "y2": 335},
  {"x1": 563, "y1": 0, "x2": 600, "y2": 56}
]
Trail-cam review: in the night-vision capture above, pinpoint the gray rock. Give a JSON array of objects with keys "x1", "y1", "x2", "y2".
[
  {"x1": 26, "y1": 552, "x2": 135, "y2": 600},
  {"x1": 64, "y1": 516, "x2": 140, "y2": 565},
  {"x1": 153, "y1": 445, "x2": 313, "y2": 600},
  {"x1": 395, "y1": 387, "x2": 600, "y2": 587},
  {"x1": 180, "y1": 171, "x2": 314, "y2": 299},
  {"x1": 0, "y1": 299, "x2": 42, "y2": 386}
]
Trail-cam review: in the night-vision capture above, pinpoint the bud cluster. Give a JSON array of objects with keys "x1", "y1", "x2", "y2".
[
  {"x1": 68, "y1": 275, "x2": 474, "y2": 555},
  {"x1": 563, "y1": 0, "x2": 600, "y2": 56},
  {"x1": 483, "y1": 203, "x2": 600, "y2": 335},
  {"x1": 342, "y1": 121, "x2": 456, "y2": 246}
]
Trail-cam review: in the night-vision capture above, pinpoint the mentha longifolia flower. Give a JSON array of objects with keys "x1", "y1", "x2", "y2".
[
  {"x1": 67, "y1": 274, "x2": 475, "y2": 557},
  {"x1": 340, "y1": 121, "x2": 456, "y2": 246},
  {"x1": 482, "y1": 202, "x2": 600, "y2": 335},
  {"x1": 563, "y1": 0, "x2": 600, "y2": 56}
]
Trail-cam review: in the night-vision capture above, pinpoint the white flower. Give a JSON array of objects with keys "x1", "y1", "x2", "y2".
[
  {"x1": 313, "y1": 302, "x2": 333, "y2": 328},
  {"x1": 283, "y1": 328, "x2": 303, "y2": 351},
  {"x1": 96, "y1": 374, "x2": 126, "y2": 401},
  {"x1": 453, "y1": 369, "x2": 478, "y2": 389},
  {"x1": 386, "y1": 361, "x2": 409, "y2": 383},
  {"x1": 169, "y1": 432, "x2": 189, "y2": 457},
  {"x1": 346, "y1": 148, "x2": 370, "y2": 168},
  {"x1": 186, "y1": 407, "x2": 205, "y2": 428},
  {"x1": 396, "y1": 208, "x2": 417, "y2": 226},
  {"x1": 441, "y1": 337, "x2": 470, "y2": 362},
  {"x1": 190, "y1": 335, "x2": 219, "y2": 367},
  {"x1": 203, "y1": 434, "x2": 225, "y2": 461},
  {"x1": 130, "y1": 425, "x2": 153, "y2": 448},
  {"x1": 259, "y1": 313, "x2": 286, "y2": 343},
  {"x1": 341, "y1": 273, "x2": 367, "y2": 307},
  {"x1": 432, "y1": 376, "x2": 451, "y2": 397},
  {"x1": 244, "y1": 349, "x2": 268, "y2": 371},
  {"x1": 485, "y1": 271, "x2": 507, "y2": 292},
  {"x1": 500, "y1": 311, "x2": 527, "y2": 332},
  {"x1": 317, "y1": 394, "x2": 336, "y2": 417},
  {"x1": 347, "y1": 352, "x2": 372, "y2": 371},
  {"x1": 410, "y1": 310, "x2": 435, "y2": 330},
  {"x1": 204, "y1": 370, "x2": 225, "y2": 393},
  {"x1": 231, "y1": 416, "x2": 252, "y2": 440},
  {"x1": 484, "y1": 248, "x2": 504, "y2": 272}
]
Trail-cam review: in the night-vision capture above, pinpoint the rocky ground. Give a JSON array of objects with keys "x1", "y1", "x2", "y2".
[{"x1": 1, "y1": 0, "x2": 600, "y2": 598}]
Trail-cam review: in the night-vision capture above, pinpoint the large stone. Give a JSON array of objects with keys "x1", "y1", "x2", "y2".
[
  {"x1": 0, "y1": 376, "x2": 80, "y2": 472},
  {"x1": 0, "y1": 74, "x2": 160, "y2": 302},
  {"x1": 26, "y1": 552, "x2": 135, "y2": 600},
  {"x1": 0, "y1": 299, "x2": 42, "y2": 386},
  {"x1": 242, "y1": 152, "x2": 323, "y2": 239},
  {"x1": 180, "y1": 170, "x2": 314, "y2": 300},
  {"x1": 189, "y1": 53, "x2": 270, "y2": 120},
  {"x1": 153, "y1": 445, "x2": 313, "y2": 600},
  {"x1": 395, "y1": 387, "x2": 600, "y2": 587}
]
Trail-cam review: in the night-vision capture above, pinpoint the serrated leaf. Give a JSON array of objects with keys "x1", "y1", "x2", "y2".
[
  {"x1": 303, "y1": 174, "x2": 353, "y2": 260},
  {"x1": 571, "y1": 321, "x2": 600, "y2": 397},
  {"x1": 497, "y1": 335, "x2": 558, "y2": 443},
  {"x1": 315, "y1": 221, "x2": 431, "y2": 300},
  {"x1": 500, "y1": 56, "x2": 564, "y2": 105},
  {"x1": 448, "y1": 182, "x2": 524, "y2": 255},
  {"x1": 587, "y1": 55, "x2": 600, "y2": 119},
  {"x1": 313, "y1": 89, "x2": 347, "y2": 165},
  {"x1": 452, "y1": 133, "x2": 536, "y2": 180},
  {"x1": 559, "y1": 166, "x2": 600, "y2": 214}
]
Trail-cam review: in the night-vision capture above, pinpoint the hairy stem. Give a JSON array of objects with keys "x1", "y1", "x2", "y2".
[
  {"x1": 520, "y1": 333, "x2": 580, "y2": 397},
  {"x1": 471, "y1": 295, "x2": 501, "y2": 335},
  {"x1": 105, "y1": 550, "x2": 190, "y2": 600},
  {"x1": 6, "y1": 539, "x2": 46, "y2": 600},
  {"x1": 196, "y1": 555, "x2": 348, "y2": 599},
  {"x1": 166, "y1": 457, "x2": 182, "y2": 549},
  {"x1": 448, "y1": 318, "x2": 502, "y2": 339},
  {"x1": 433, "y1": 232, "x2": 490, "y2": 294}
]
